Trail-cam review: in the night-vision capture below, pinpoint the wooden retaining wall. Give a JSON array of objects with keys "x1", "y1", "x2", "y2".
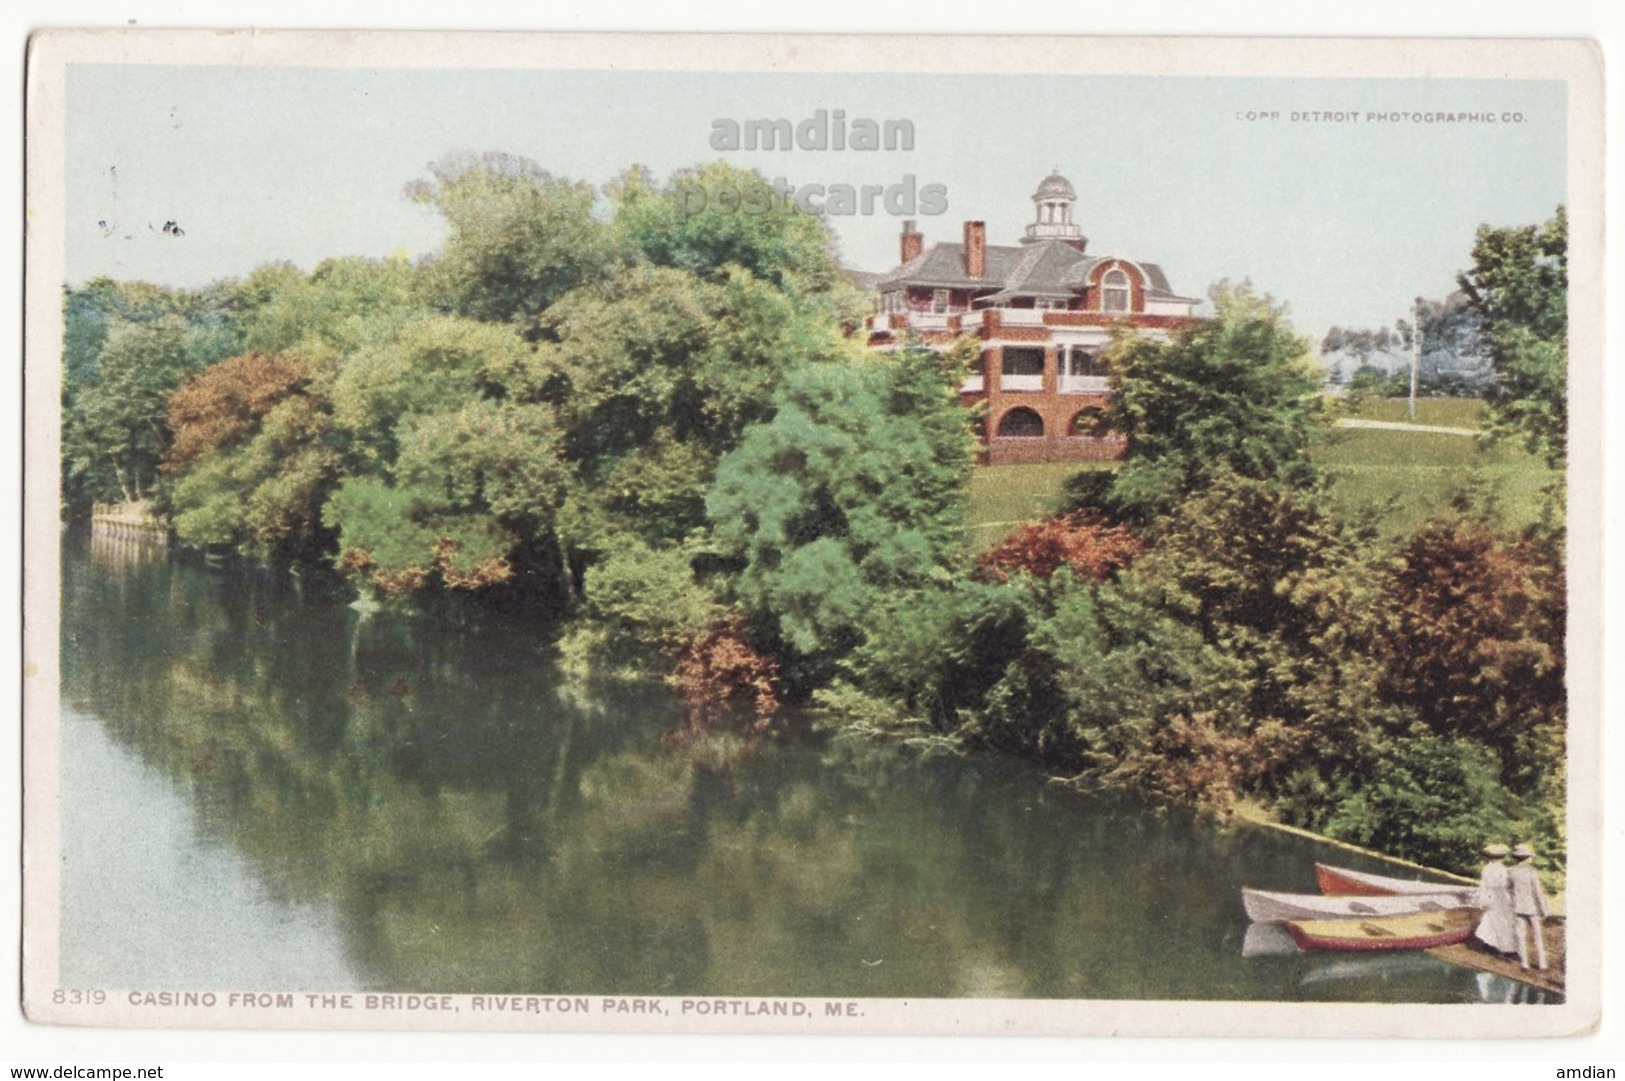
[{"x1": 89, "y1": 501, "x2": 166, "y2": 538}]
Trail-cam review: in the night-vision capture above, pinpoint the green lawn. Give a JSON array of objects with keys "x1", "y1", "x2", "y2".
[
  {"x1": 1333, "y1": 395, "x2": 1488, "y2": 428},
  {"x1": 959, "y1": 414, "x2": 1558, "y2": 548},
  {"x1": 963, "y1": 462, "x2": 1115, "y2": 547},
  {"x1": 1312, "y1": 426, "x2": 1557, "y2": 537}
]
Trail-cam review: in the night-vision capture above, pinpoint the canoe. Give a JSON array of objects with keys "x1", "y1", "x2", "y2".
[
  {"x1": 1315, "y1": 862, "x2": 1472, "y2": 897},
  {"x1": 1285, "y1": 908, "x2": 1479, "y2": 952},
  {"x1": 1242, "y1": 886, "x2": 1476, "y2": 923}
]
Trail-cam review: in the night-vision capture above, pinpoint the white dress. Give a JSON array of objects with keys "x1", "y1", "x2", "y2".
[{"x1": 1473, "y1": 860, "x2": 1518, "y2": 953}]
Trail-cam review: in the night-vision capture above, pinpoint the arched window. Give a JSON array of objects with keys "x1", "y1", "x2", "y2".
[
  {"x1": 997, "y1": 407, "x2": 1045, "y2": 438},
  {"x1": 1069, "y1": 407, "x2": 1111, "y2": 438},
  {"x1": 1101, "y1": 268, "x2": 1131, "y2": 313}
]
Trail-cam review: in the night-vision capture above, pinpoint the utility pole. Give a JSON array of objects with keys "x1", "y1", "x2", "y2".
[{"x1": 1408, "y1": 296, "x2": 1422, "y2": 420}]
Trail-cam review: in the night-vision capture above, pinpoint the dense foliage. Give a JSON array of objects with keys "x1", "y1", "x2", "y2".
[
  {"x1": 65, "y1": 170, "x2": 1566, "y2": 882},
  {"x1": 1103, "y1": 284, "x2": 1324, "y2": 519},
  {"x1": 1458, "y1": 207, "x2": 1568, "y2": 467}
]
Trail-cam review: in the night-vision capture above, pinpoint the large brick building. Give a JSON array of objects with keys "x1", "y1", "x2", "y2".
[{"x1": 864, "y1": 171, "x2": 1199, "y2": 464}]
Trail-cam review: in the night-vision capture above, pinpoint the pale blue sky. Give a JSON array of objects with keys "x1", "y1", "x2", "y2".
[{"x1": 65, "y1": 64, "x2": 1566, "y2": 344}]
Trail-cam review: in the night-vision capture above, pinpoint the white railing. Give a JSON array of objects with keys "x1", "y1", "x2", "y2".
[
  {"x1": 998, "y1": 309, "x2": 1048, "y2": 326},
  {"x1": 999, "y1": 374, "x2": 1044, "y2": 392},
  {"x1": 1060, "y1": 375, "x2": 1111, "y2": 394},
  {"x1": 909, "y1": 312, "x2": 956, "y2": 331},
  {"x1": 960, "y1": 375, "x2": 985, "y2": 393},
  {"x1": 959, "y1": 309, "x2": 987, "y2": 330}
]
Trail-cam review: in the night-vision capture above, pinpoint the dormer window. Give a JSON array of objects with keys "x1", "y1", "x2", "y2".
[{"x1": 1101, "y1": 268, "x2": 1131, "y2": 313}]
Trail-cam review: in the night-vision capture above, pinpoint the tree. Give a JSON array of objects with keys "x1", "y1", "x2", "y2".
[
  {"x1": 1321, "y1": 324, "x2": 1407, "y2": 383},
  {"x1": 1104, "y1": 474, "x2": 1398, "y2": 803},
  {"x1": 62, "y1": 279, "x2": 248, "y2": 509},
  {"x1": 1105, "y1": 284, "x2": 1324, "y2": 519},
  {"x1": 164, "y1": 352, "x2": 311, "y2": 472},
  {"x1": 164, "y1": 350, "x2": 343, "y2": 562},
  {"x1": 609, "y1": 162, "x2": 847, "y2": 301},
  {"x1": 707, "y1": 346, "x2": 974, "y2": 684},
  {"x1": 321, "y1": 316, "x2": 572, "y2": 598},
  {"x1": 325, "y1": 400, "x2": 568, "y2": 596},
  {"x1": 976, "y1": 512, "x2": 1142, "y2": 584},
  {"x1": 1417, "y1": 292, "x2": 1494, "y2": 396},
  {"x1": 1323, "y1": 294, "x2": 1492, "y2": 397},
  {"x1": 539, "y1": 262, "x2": 854, "y2": 557},
  {"x1": 169, "y1": 393, "x2": 339, "y2": 562},
  {"x1": 1378, "y1": 513, "x2": 1565, "y2": 785},
  {"x1": 230, "y1": 256, "x2": 421, "y2": 355},
  {"x1": 63, "y1": 314, "x2": 200, "y2": 503},
  {"x1": 63, "y1": 278, "x2": 190, "y2": 391},
  {"x1": 408, "y1": 151, "x2": 623, "y2": 337},
  {"x1": 1457, "y1": 207, "x2": 1567, "y2": 466}
]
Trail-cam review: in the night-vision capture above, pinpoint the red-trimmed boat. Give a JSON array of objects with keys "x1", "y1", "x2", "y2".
[
  {"x1": 1315, "y1": 862, "x2": 1474, "y2": 897},
  {"x1": 1285, "y1": 908, "x2": 1479, "y2": 952}
]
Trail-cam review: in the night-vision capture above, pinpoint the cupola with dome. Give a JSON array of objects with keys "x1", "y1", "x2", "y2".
[{"x1": 1023, "y1": 168, "x2": 1086, "y2": 247}]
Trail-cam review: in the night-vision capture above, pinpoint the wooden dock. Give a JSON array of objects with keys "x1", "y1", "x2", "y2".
[
  {"x1": 1427, "y1": 919, "x2": 1565, "y2": 996},
  {"x1": 1234, "y1": 811, "x2": 1566, "y2": 996},
  {"x1": 90, "y1": 501, "x2": 165, "y2": 537}
]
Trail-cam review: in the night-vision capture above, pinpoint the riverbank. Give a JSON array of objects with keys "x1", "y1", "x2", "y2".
[{"x1": 1233, "y1": 807, "x2": 1566, "y2": 994}]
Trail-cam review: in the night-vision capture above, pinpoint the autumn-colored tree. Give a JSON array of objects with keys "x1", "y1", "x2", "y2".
[
  {"x1": 975, "y1": 512, "x2": 1142, "y2": 584},
  {"x1": 164, "y1": 352, "x2": 310, "y2": 472},
  {"x1": 669, "y1": 615, "x2": 781, "y2": 721},
  {"x1": 1379, "y1": 515, "x2": 1565, "y2": 783}
]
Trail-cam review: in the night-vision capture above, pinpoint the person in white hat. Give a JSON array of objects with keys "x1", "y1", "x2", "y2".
[
  {"x1": 1508, "y1": 843, "x2": 1551, "y2": 970},
  {"x1": 1472, "y1": 842, "x2": 1517, "y2": 955}
]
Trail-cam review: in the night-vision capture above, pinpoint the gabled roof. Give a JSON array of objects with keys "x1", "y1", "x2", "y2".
[
  {"x1": 840, "y1": 268, "x2": 885, "y2": 292},
  {"x1": 1001, "y1": 241, "x2": 1088, "y2": 297},
  {"x1": 875, "y1": 242, "x2": 1027, "y2": 292},
  {"x1": 876, "y1": 239, "x2": 1196, "y2": 304}
]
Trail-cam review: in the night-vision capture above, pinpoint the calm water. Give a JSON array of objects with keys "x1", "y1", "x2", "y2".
[{"x1": 58, "y1": 531, "x2": 1549, "y2": 1003}]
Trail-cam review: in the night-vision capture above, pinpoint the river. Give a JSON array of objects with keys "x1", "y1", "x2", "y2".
[{"x1": 56, "y1": 530, "x2": 1552, "y2": 1004}]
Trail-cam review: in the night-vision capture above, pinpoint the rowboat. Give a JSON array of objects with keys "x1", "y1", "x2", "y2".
[
  {"x1": 1242, "y1": 886, "x2": 1476, "y2": 924},
  {"x1": 1285, "y1": 908, "x2": 1479, "y2": 952},
  {"x1": 1315, "y1": 862, "x2": 1473, "y2": 897}
]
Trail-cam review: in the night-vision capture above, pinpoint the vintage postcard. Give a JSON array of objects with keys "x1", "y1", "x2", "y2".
[{"x1": 21, "y1": 30, "x2": 1604, "y2": 1039}]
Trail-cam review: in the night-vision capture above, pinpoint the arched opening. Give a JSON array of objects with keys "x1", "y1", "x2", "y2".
[
  {"x1": 1069, "y1": 407, "x2": 1112, "y2": 438},
  {"x1": 997, "y1": 407, "x2": 1045, "y2": 438}
]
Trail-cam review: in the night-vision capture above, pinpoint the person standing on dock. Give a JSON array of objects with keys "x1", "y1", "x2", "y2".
[
  {"x1": 1472, "y1": 842, "x2": 1517, "y2": 956},
  {"x1": 1508, "y1": 843, "x2": 1551, "y2": 970}
]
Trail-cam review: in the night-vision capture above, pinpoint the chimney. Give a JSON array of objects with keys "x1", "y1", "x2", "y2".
[
  {"x1": 900, "y1": 220, "x2": 923, "y2": 264},
  {"x1": 964, "y1": 220, "x2": 986, "y2": 278}
]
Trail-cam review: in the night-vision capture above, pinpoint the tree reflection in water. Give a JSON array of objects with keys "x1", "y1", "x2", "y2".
[{"x1": 59, "y1": 532, "x2": 1549, "y2": 1004}]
